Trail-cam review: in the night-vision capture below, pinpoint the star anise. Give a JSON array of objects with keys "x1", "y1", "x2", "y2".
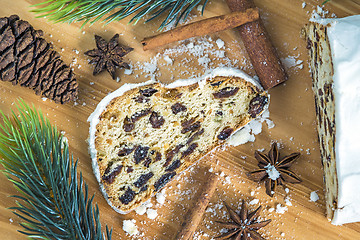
[
  {"x1": 216, "y1": 200, "x2": 271, "y2": 240},
  {"x1": 247, "y1": 142, "x2": 301, "y2": 197},
  {"x1": 85, "y1": 34, "x2": 133, "y2": 80}
]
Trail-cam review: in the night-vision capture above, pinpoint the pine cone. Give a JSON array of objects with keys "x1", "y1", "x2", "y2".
[{"x1": 0, "y1": 15, "x2": 78, "y2": 104}]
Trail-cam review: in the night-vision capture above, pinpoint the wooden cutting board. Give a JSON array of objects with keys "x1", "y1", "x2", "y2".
[{"x1": 0, "y1": 0, "x2": 360, "y2": 239}]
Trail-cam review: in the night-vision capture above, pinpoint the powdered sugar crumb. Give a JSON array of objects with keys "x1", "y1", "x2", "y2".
[
  {"x1": 123, "y1": 219, "x2": 139, "y2": 236},
  {"x1": 163, "y1": 55, "x2": 173, "y2": 65},
  {"x1": 310, "y1": 191, "x2": 319, "y2": 202},
  {"x1": 281, "y1": 55, "x2": 304, "y2": 70},
  {"x1": 135, "y1": 204, "x2": 147, "y2": 215},
  {"x1": 146, "y1": 209, "x2": 158, "y2": 219},
  {"x1": 285, "y1": 196, "x2": 292, "y2": 206},
  {"x1": 216, "y1": 39, "x2": 225, "y2": 49},
  {"x1": 124, "y1": 68, "x2": 133, "y2": 75},
  {"x1": 156, "y1": 189, "x2": 166, "y2": 205},
  {"x1": 265, "y1": 163, "x2": 281, "y2": 180},
  {"x1": 224, "y1": 176, "x2": 231, "y2": 184},
  {"x1": 276, "y1": 204, "x2": 288, "y2": 214},
  {"x1": 227, "y1": 109, "x2": 274, "y2": 146}
]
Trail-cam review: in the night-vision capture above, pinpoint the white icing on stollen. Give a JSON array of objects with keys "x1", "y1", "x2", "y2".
[
  {"x1": 88, "y1": 67, "x2": 266, "y2": 214},
  {"x1": 315, "y1": 15, "x2": 360, "y2": 225}
]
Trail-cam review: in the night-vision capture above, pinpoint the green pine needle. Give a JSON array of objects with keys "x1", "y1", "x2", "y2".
[
  {"x1": 30, "y1": 0, "x2": 209, "y2": 30},
  {"x1": 0, "y1": 100, "x2": 112, "y2": 240}
]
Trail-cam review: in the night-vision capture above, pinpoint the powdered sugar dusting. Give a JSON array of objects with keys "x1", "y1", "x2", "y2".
[{"x1": 129, "y1": 36, "x2": 253, "y2": 83}]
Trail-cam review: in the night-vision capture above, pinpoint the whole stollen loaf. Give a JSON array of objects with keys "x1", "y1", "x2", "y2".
[
  {"x1": 88, "y1": 68, "x2": 269, "y2": 213},
  {"x1": 306, "y1": 15, "x2": 360, "y2": 225}
]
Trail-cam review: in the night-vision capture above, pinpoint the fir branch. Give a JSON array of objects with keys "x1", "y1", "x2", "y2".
[
  {"x1": 31, "y1": 0, "x2": 209, "y2": 30},
  {"x1": 0, "y1": 100, "x2": 112, "y2": 240}
]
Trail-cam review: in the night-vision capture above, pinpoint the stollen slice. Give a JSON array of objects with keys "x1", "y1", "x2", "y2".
[{"x1": 88, "y1": 68, "x2": 269, "y2": 213}]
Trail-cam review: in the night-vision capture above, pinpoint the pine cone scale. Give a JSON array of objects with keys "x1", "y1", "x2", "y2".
[
  {"x1": 1, "y1": 64, "x2": 16, "y2": 82},
  {"x1": 0, "y1": 48, "x2": 14, "y2": 69},
  {"x1": 17, "y1": 46, "x2": 34, "y2": 70},
  {"x1": 0, "y1": 15, "x2": 78, "y2": 104},
  {"x1": 18, "y1": 65, "x2": 34, "y2": 86},
  {"x1": 0, "y1": 26, "x2": 15, "y2": 52},
  {"x1": 0, "y1": 17, "x2": 8, "y2": 31},
  {"x1": 16, "y1": 31, "x2": 34, "y2": 53}
]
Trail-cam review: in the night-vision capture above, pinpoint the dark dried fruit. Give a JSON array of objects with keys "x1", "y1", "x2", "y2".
[
  {"x1": 181, "y1": 143, "x2": 198, "y2": 158},
  {"x1": 155, "y1": 152, "x2": 162, "y2": 162},
  {"x1": 123, "y1": 116, "x2": 135, "y2": 132},
  {"x1": 131, "y1": 108, "x2": 151, "y2": 122},
  {"x1": 213, "y1": 87, "x2": 239, "y2": 99},
  {"x1": 307, "y1": 38, "x2": 312, "y2": 50},
  {"x1": 166, "y1": 159, "x2": 181, "y2": 172},
  {"x1": 102, "y1": 164, "x2": 123, "y2": 184},
  {"x1": 139, "y1": 185, "x2": 148, "y2": 193},
  {"x1": 149, "y1": 111, "x2": 165, "y2": 128},
  {"x1": 154, "y1": 172, "x2": 176, "y2": 192},
  {"x1": 127, "y1": 166, "x2": 134, "y2": 173},
  {"x1": 143, "y1": 157, "x2": 152, "y2": 168},
  {"x1": 217, "y1": 127, "x2": 234, "y2": 140},
  {"x1": 0, "y1": 15, "x2": 78, "y2": 103},
  {"x1": 119, "y1": 187, "x2": 136, "y2": 205},
  {"x1": 133, "y1": 95, "x2": 150, "y2": 103},
  {"x1": 248, "y1": 95, "x2": 268, "y2": 118},
  {"x1": 215, "y1": 110, "x2": 223, "y2": 116},
  {"x1": 164, "y1": 144, "x2": 184, "y2": 167},
  {"x1": 134, "y1": 172, "x2": 154, "y2": 188},
  {"x1": 140, "y1": 88, "x2": 158, "y2": 97},
  {"x1": 181, "y1": 117, "x2": 195, "y2": 128},
  {"x1": 181, "y1": 118, "x2": 201, "y2": 134},
  {"x1": 163, "y1": 89, "x2": 182, "y2": 99},
  {"x1": 210, "y1": 80, "x2": 224, "y2": 87},
  {"x1": 187, "y1": 128, "x2": 204, "y2": 145},
  {"x1": 171, "y1": 103, "x2": 187, "y2": 114},
  {"x1": 134, "y1": 145, "x2": 150, "y2": 164},
  {"x1": 118, "y1": 147, "x2": 135, "y2": 157}
]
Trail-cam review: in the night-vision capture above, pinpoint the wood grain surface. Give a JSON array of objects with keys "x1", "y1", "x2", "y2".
[{"x1": 0, "y1": 0, "x2": 359, "y2": 239}]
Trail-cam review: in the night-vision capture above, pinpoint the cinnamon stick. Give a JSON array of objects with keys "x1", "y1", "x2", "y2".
[
  {"x1": 174, "y1": 172, "x2": 219, "y2": 240},
  {"x1": 226, "y1": 0, "x2": 287, "y2": 90},
  {"x1": 142, "y1": 8, "x2": 259, "y2": 51}
]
